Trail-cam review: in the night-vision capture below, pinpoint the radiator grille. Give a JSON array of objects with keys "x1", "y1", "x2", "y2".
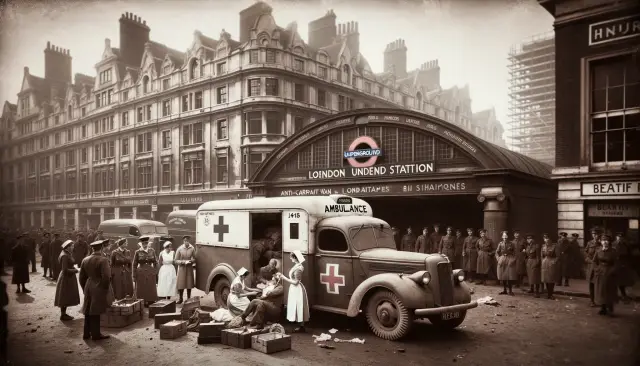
[{"x1": 437, "y1": 262, "x2": 454, "y2": 306}]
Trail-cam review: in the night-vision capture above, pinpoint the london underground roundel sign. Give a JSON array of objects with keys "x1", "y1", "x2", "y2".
[{"x1": 343, "y1": 136, "x2": 382, "y2": 168}]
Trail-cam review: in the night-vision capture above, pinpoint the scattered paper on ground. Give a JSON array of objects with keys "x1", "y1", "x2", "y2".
[
  {"x1": 313, "y1": 333, "x2": 332, "y2": 343},
  {"x1": 334, "y1": 337, "x2": 365, "y2": 344},
  {"x1": 328, "y1": 328, "x2": 338, "y2": 334},
  {"x1": 477, "y1": 296, "x2": 500, "y2": 306}
]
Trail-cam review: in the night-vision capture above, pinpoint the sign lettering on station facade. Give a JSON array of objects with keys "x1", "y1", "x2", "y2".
[
  {"x1": 274, "y1": 180, "x2": 474, "y2": 197},
  {"x1": 581, "y1": 181, "x2": 640, "y2": 196},
  {"x1": 589, "y1": 15, "x2": 640, "y2": 46}
]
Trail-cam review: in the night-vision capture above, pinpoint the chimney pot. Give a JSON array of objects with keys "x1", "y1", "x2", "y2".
[
  {"x1": 105, "y1": 38, "x2": 111, "y2": 48},
  {"x1": 143, "y1": 20, "x2": 146, "y2": 25},
  {"x1": 125, "y1": 12, "x2": 129, "y2": 18},
  {"x1": 46, "y1": 41, "x2": 50, "y2": 49},
  {"x1": 24, "y1": 66, "x2": 29, "y2": 75},
  {"x1": 355, "y1": 22, "x2": 358, "y2": 32}
]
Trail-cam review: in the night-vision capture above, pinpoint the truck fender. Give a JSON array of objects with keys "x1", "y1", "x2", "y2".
[
  {"x1": 347, "y1": 273, "x2": 432, "y2": 317},
  {"x1": 204, "y1": 263, "x2": 237, "y2": 295},
  {"x1": 454, "y1": 281, "x2": 472, "y2": 303}
]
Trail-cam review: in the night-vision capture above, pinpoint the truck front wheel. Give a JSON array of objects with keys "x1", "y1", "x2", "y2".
[
  {"x1": 428, "y1": 310, "x2": 467, "y2": 329},
  {"x1": 213, "y1": 277, "x2": 230, "y2": 309},
  {"x1": 365, "y1": 290, "x2": 414, "y2": 341}
]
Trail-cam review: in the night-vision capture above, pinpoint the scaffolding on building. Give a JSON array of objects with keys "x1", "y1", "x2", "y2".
[{"x1": 507, "y1": 32, "x2": 556, "y2": 166}]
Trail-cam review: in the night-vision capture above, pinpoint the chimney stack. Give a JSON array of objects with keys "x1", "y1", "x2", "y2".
[
  {"x1": 383, "y1": 39, "x2": 408, "y2": 79},
  {"x1": 44, "y1": 41, "x2": 72, "y2": 84},
  {"x1": 337, "y1": 20, "x2": 360, "y2": 56},
  {"x1": 119, "y1": 12, "x2": 151, "y2": 67},
  {"x1": 417, "y1": 59, "x2": 440, "y2": 90},
  {"x1": 308, "y1": 9, "x2": 337, "y2": 49}
]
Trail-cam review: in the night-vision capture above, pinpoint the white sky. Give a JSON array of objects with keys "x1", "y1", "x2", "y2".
[{"x1": 0, "y1": 0, "x2": 553, "y2": 135}]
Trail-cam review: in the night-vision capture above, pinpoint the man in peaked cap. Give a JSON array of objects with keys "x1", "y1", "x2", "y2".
[
  {"x1": 557, "y1": 232, "x2": 571, "y2": 286},
  {"x1": 79, "y1": 239, "x2": 111, "y2": 340},
  {"x1": 612, "y1": 231, "x2": 634, "y2": 301},
  {"x1": 512, "y1": 229, "x2": 527, "y2": 287},
  {"x1": 462, "y1": 228, "x2": 479, "y2": 281},
  {"x1": 584, "y1": 228, "x2": 602, "y2": 307}
]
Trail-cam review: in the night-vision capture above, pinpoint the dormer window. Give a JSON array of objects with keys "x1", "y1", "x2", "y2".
[
  {"x1": 416, "y1": 92, "x2": 423, "y2": 110},
  {"x1": 142, "y1": 76, "x2": 150, "y2": 94},
  {"x1": 20, "y1": 97, "x2": 30, "y2": 116},
  {"x1": 99, "y1": 69, "x2": 112, "y2": 85},
  {"x1": 342, "y1": 65, "x2": 351, "y2": 84},
  {"x1": 189, "y1": 59, "x2": 199, "y2": 79},
  {"x1": 163, "y1": 65, "x2": 171, "y2": 75},
  {"x1": 67, "y1": 105, "x2": 73, "y2": 120}
]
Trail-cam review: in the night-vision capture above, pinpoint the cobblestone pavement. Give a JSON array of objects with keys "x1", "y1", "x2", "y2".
[{"x1": 3, "y1": 270, "x2": 639, "y2": 366}]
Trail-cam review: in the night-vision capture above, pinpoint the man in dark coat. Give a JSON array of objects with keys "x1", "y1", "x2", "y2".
[
  {"x1": 50, "y1": 233, "x2": 64, "y2": 280},
  {"x1": 512, "y1": 230, "x2": 527, "y2": 287},
  {"x1": 454, "y1": 229, "x2": 465, "y2": 270},
  {"x1": 39, "y1": 232, "x2": 51, "y2": 278},
  {"x1": 27, "y1": 233, "x2": 37, "y2": 273},
  {"x1": 438, "y1": 226, "x2": 456, "y2": 260},
  {"x1": 11, "y1": 234, "x2": 31, "y2": 294},
  {"x1": 430, "y1": 224, "x2": 443, "y2": 254},
  {"x1": 240, "y1": 276, "x2": 284, "y2": 329},
  {"x1": 415, "y1": 227, "x2": 430, "y2": 254},
  {"x1": 557, "y1": 232, "x2": 571, "y2": 286},
  {"x1": 79, "y1": 239, "x2": 111, "y2": 340},
  {"x1": 400, "y1": 227, "x2": 416, "y2": 252},
  {"x1": 72, "y1": 233, "x2": 90, "y2": 270},
  {"x1": 584, "y1": 228, "x2": 602, "y2": 307},
  {"x1": 613, "y1": 232, "x2": 635, "y2": 302}
]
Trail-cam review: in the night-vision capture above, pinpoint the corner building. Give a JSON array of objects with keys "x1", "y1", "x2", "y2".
[
  {"x1": 539, "y1": 0, "x2": 640, "y2": 244},
  {"x1": 2, "y1": 2, "x2": 506, "y2": 230}
]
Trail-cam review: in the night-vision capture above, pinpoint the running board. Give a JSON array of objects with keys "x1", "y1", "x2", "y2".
[{"x1": 312, "y1": 305, "x2": 350, "y2": 316}]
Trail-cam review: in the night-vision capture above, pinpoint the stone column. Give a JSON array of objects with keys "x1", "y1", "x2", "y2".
[
  {"x1": 86, "y1": 208, "x2": 91, "y2": 229},
  {"x1": 30, "y1": 212, "x2": 35, "y2": 227},
  {"x1": 51, "y1": 210, "x2": 55, "y2": 229},
  {"x1": 132, "y1": 207, "x2": 137, "y2": 219},
  {"x1": 74, "y1": 209, "x2": 80, "y2": 230},
  {"x1": 40, "y1": 211, "x2": 45, "y2": 228},
  {"x1": 100, "y1": 208, "x2": 105, "y2": 223},
  {"x1": 173, "y1": 205, "x2": 180, "y2": 211},
  {"x1": 479, "y1": 187, "x2": 509, "y2": 244},
  {"x1": 204, "y1": 120, "x2": 212, "y2": 190},
  {"x1": 62, "y1": 209, "x2": 67, "y2": 229},
  {"x1": 114, "y1": 207, "x2": 120, "y2": 219}
]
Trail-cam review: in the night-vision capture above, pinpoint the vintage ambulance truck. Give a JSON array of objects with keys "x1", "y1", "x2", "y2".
[{"x1": 194, "y1": 195, "x2": 477, "y2": 340}]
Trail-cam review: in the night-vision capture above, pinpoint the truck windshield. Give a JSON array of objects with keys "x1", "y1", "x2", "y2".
[
  {"x1": 349, "y1": 225, "x2": 396, "y2": 251},
  {"x1": 140, "y1": 225, "x2": 169, "y2": 235}
]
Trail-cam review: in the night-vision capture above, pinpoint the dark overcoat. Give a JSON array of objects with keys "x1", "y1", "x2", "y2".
[
  {"x1": 54, "y1": 251, "x2": 80, "y2": 307},
  {"x1": 110, "y1": 248, "x2": 134, "y2": 300},
  {"x1": 584, "y1": 239, "x2": 601, "y2": 284},
  {"x1": 415, "y1": 235, "x2": 430, "y2": 254},
  {"x1": 39, "y1": 239, "x2": 51, "y2": 269},
  {"x1": 463, "y1": 235, "x2": 478, "y2": 272},
  {"x1": 72, "y1": 240, "x2": 90, "y2": 269},
  {"x1": 439, "y1": 235, "x2": 456, "y2": 260},
  {"x1": 79, "y1": 253, "x2": 111, "y2": 315},
  {"x1": 132, "y1": 248, "x2": 158, "y2": 302},
  {"x1": 512, "y1": 237, "x2": 527, "y2": 276},
  {"x1": 525, "y1": 241, "x2": 542, "y2": 285},
  {"x1": 541, "y1": 242, "x2": 560, "y2": 284},
  {"x1": 613, "y1": 239, "x2": 636, "y2": 287},
  {"x1": 50, "y1": 239, "x2": 63, "y2": 279},
  {"x1": 476, "y1": 237, "x2": 495, "y2": 275},
  {"x1": 400, "y1": 234, "x2": 416, "y2": 252},
  {"x1": 11, "y1": 239, "x2": 30, "y2": 285},
  {"x1": 496, "y1": 240, "x2": 518, "y2": 281},
  {"x1": 593, "y1": 248, "x2": 619, "y2": 306}
]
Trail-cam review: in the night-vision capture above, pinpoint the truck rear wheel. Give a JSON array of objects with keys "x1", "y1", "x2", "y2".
[
  {"x1": 365, "y1": 290, "x2": 413, "y2": 341},
  {"x1": 213, "y1": 277, "x2": 230, "y2": 309},
  {"x1": 428, "y1": 310, "x2": 467, "y2": 329}
]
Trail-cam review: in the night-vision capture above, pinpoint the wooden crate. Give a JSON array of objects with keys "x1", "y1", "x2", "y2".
[
  {"x1": 181, "y1": 309, "x2": 196, "y2": 321},
  {"x1": 251, "y1": 333, "x2": 292, "y2": 354},
  {"x1": 199, "y1": 322, "x2": 225, "y2": 338},
  {"x1": 100, "y1": 310, "x2": 143, "y2": 328},
  {"x1": 109, "y1": 299, "x2": 143, "y2": 316},
  {"x1": 197, "y1": 336, "x2": 221, "y2": 345},
  {"x1": 197, "y1": 311, "x2": 212, "y2": 323},
  {"x1": 221, "y1": 328, "x2": 268, "y2": 349},
  {"x1": 149, "y1": 300, "x2": 177, "y2": 318},
  {"x1": 154, "y1": 312, "x2": 182, "y2": 329},
  {"x1": 160, "y1": 320, "x2": 188, "y2": 340},
  {"x1": 182, "y1": 297, "x2": 200, "y2": 312}
]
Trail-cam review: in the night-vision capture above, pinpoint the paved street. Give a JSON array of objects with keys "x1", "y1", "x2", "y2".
[{"x1": 3, "y1": 268, "x2": 640, "y2": 366}]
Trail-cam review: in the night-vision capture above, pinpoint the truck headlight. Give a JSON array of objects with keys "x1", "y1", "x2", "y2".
[
  {"x1": 422, "y1": 271, "x2": 431, "y2": 285},
  {"x1": 453, "y1": 269, "x2": 465, "y2": 283}
]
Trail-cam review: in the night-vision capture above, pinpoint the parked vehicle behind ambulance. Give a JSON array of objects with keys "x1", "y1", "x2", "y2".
[
  {"x1": 194, "y1": 195, "x2": 477, "y2": 341},
  {"x1": 165, "y1": 210, "x2": 197, "y2": 242},
  {"x1": 98, "y1": 219, "x2": 168, "y2": 254}
]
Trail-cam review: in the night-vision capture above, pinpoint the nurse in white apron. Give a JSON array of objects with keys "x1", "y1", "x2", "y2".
[
  {"x1": 227, "y1": 267, "x2": 258, "y2": 316},
  {"x1": 278, "y1": 250, "x2": 310, "y2": 333}
]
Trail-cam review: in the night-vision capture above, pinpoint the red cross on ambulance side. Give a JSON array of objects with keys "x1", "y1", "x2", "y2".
[{"x1": 320, "y1": 263, "x2": 345, "y2": 294}]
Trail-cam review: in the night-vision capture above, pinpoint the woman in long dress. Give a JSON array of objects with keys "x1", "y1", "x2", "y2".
[
  {"x1": 278, "y1": 250, "x2": 310, "y2": 333},
  {"x1": 157, "y1": 242, "x2": 177, "y2": 300},
  {"x1": 110, "y1": 238, "x2": 134, "y2": 300},
  {"x1": 132, "y1": 236, "x2": 158, "y2": 306},
  {"x1": 228, "y1": 267, "x2": 258, "y2": 316},
  {"x1": 54, "y1": 240, "x2": 80, "y2": 321}
]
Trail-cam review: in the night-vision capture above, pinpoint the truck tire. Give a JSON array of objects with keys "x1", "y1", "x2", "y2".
[
  {"x1": 213, "y1": 277, "x2": 230, "y2": 309},
  {"x1": 428, "y1": 310, "x2": 467, "y2": 329},
  {"x1": 365, "y1": 290, "x2": 414, "y2": 341}
]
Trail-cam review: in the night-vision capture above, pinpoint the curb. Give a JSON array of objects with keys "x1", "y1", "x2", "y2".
[{"x1": 471, "y1": 283, "x2": 640, "y2": 301}]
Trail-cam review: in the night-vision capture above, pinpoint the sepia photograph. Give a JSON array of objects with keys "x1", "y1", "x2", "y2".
[{"x1": 0, "y1": 0, "x2": 639, "y2": 365}]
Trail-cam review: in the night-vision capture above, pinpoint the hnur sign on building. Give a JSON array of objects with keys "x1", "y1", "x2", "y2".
[{"x1": 589, "y1": 15, "x2": 640, "y2": 46}]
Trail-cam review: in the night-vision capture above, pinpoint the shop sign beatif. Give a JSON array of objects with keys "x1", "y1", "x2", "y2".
[
  {"x1": 308, "y1": 163, "x2": 435, "y2": 180},
  {"x1": 587, "y1": 203, "x2": 639, "y2": 218},
  {"x1": 581, "y1": 181, "x2": 640, "y2": 196}
]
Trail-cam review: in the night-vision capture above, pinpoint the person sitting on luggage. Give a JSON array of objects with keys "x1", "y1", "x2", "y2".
[{"x1": 240, "y1": 274, "x2": 284, "y2": 329}]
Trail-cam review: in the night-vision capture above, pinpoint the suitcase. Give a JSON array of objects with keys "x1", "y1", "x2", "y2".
[
  {"x1": 251, "y1": 333, "x2": 292, "y2": 354},
  {"x1": 197, "y1": 336, "x2": 221, "y2": 345},
  {"x1": 154, "y1": 312, "x2": 182, "y2": 329},
  {"x1": 160, "y1": 320, "x2": 188, "y2": 340},
  {"x1": 221, "y1": 328, "x2": 268, "y2": 349},
  {"x1": 199, "y1": 322, "x2": 225, "y2": 338},
  {"x1": 149, "y1": 300, "x2": 177, "y2": 318}
]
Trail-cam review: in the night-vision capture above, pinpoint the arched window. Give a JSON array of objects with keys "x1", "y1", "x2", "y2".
[
  {"x1": 67, "y1": 105, "x2": 72, "y2": 119},
  {"x1": 342, "y1": 65, "x2": 350, "y2": 84},
  {"x1": 189, "y1": 59, "x2": 199, "y2": 79},
  {"x1": 416, "y1": 92, "x2": 423, "y2": 110},
  {"x1": 142, "y1": 76, "x2": 150, "y2": 94}
]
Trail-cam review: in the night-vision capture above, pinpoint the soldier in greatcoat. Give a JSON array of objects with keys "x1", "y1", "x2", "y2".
[
  {"x1": 439, "y1": 226, "x2": 456, "y2": 261},
  {"x1": 79, "y1": 239, "x2": 111, "y2": 340},
  {"x1": 430, "y1": 224, "x2": 443, "y2": 255},
  {"x1": 594, "y1": 234, "x2": 618, "y2": 316},
  {"x1": 454, "y1": 229, "x2": 464, "y2": 269},
  {"x1": 524, "y1": 234, "x2": 542, "y2": 297},
  {"x1": 73, "y1": 233, "x2": 90, "y2": 269},
  {"x1": 541, "y1": 233, "x2": 559, "y2": 299},
  {"x1": 50, "y1": 233, "x2": 64, "y2": 280},
  {"x1": 568, "y1": 233, "x2": 582, "y2": 279},
  {"x1": 584, "y1": 228, "x2": 602, "y2": 307},
  {"x1": 11, "y1": 234, "x2": 31, "y2": 294},
  {"x1": 512, "y1": 230, "x2": 527, "y2": 287},
  {"x1": 39, "y1": 232, "x2": 51, "y2": 278},
  {"x1": 415, "y1": 227, "x2": 430, "y2": 254},
  {"x1": 109, "y1": 238, "x2": 134, "y2": 300},
  {"x1": 475, "y1": 229, "x2": 495, "y2": 285},
  {"x1": 496, "y1": 231, "x2": 517, "y2": 295},
  {"x1": 54, "y1": 240, "x2": 80, "y2": 321},
  {"x1": 400, "y1": 227, "x2": 416, "y2": 252},
  {"x1": 557, "y1": 232, "x2": 571, "y2": 286},
  {"x1": 462, "y1": 228, "x2": 478, "y2": 282},
  {"x1": 175, "y1": 235, "x2": 197, "y2": 304},
  {"x1": 612, "y1": 232, "x2": 635, "y2": 302},
  {"x1": 26, "y1": 232, "x2": 37, "y2": 273},
  {"x1": 132, "y1": 236, "x2": 158, "y2": 306}
]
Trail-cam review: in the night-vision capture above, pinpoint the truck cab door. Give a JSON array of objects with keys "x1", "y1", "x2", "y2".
[
  {"x1": 314, "y1": 227, "x2": 354, "y2": 311},
  {"x1": 281, "y1": 210, "x2": 310, "y2": 303}
]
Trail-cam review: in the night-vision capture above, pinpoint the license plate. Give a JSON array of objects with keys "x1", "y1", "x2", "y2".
[{"x1": 442, "y1": 312, "x2": 460, "y2": 320}]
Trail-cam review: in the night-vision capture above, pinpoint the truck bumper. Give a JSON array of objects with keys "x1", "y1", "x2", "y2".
[{"x1": 413, "y1": 300, "x2": 478, "y2": 317}]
